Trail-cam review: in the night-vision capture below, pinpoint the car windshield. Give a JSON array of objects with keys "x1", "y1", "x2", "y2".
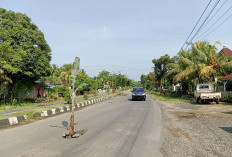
[
  {"x1": 133, "y1": 88, "x2": 144, "y2": 92},
  {"x1": 199, "y1": 85, "x2": 209, "y2": 89}
]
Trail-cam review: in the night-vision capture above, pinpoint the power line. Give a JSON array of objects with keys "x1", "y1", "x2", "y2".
[
  {"x1": 180, "y1": 0, "x2": 213, "y2": 51},
  {"x1": 200, "y1": 0, "x2": 229, "y2": 32},
  {"x1": 185, "y1": 0, "x2": 221, "y2": 49},
  {"x1": 201, "y1": 13, "x2": 232, "y2": 39},
  {"x1": 197, "y1": 3, "x2": 232, "y2": 39}
]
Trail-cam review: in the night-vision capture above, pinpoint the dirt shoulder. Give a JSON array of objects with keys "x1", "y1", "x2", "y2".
[{"x1": 155, "y1": 99, "x2": 232, "y2": 157}]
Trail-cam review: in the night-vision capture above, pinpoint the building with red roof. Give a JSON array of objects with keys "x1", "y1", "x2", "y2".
[
  {"x1": 217, "y1": 46, "x2": 232, "y2": 93},
  {"x1": 218, "y1": 45, "x2": 232, "y2": 58}
]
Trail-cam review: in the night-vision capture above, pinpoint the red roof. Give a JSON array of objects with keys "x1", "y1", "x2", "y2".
[
  {"x1": 45, "y1": 80, "x2": 51, "y2": 84},
  {"x1": 218, "y1": 47, "x2": 232, "y2": 58},
  {"x1": 220, "y1": 73, "x2": 232, "y2": 80}
]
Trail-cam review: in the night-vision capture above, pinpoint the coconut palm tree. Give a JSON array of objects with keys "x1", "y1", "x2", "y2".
[{"x1": 166, "y1": 41, "x2": 232, "y2": 89}]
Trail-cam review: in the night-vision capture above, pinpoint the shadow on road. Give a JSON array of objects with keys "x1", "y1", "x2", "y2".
[
  {"x1": 223, "y1": 111, "x2": 232, "y2": 115},
  {"x1": 128, "y1": 98, "x2": 144, "y2": 101},
  {"x1": 219, "y1": 127, "x2": 232, "y2": 134},
  {"x1": 49, "y1": 121, "x2": 78, "y2": 130}
]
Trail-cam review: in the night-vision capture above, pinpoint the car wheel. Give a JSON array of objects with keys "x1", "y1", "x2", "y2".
[{"x1": 144, "y1": 98, "x2": 146, "y2": 101}]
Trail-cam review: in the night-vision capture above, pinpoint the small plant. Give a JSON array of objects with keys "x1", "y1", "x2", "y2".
[
  {"x1": 83, "y1": 93, "x2": 89, "y2": 100},
  {"x1": 106, "y1": 88, "x2": 110, "y2": 94},
  {"x1": 12, "y1": 98, "x2": 17, "y2": 105},
  {"x1": 34, "y1": 97, "x2": 42, "y2": 103},
  {"x1": 91, "y1": 90, "x2": 98, "y2": 96},
  {"x1": 63, "y1": 86, "x2": 71, "y2": 103}
]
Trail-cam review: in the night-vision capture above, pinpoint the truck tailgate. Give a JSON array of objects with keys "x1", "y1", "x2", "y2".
[{"x1": 200, "y1": 92, "x2": 221, "y2": 99}]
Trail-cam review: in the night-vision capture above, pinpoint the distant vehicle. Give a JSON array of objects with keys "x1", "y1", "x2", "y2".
[
  {"x1": 194, "y1": 84, "x2": 221, "y2": 104},
  {"x1": 131, "y1": 87, "x2": 146, "y2": 101}
]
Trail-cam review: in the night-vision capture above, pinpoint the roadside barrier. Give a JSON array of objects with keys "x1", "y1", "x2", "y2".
[{"x1": 0, "y1": 95, "x2": 116, "y2": 129}]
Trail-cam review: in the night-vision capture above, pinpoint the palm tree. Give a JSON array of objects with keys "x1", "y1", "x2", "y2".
[
  {"x1": 166, "y1": 41, "x2": 232, "y2": 90},
  {"x1": 60, "y1": 64, "x2": 72, "y2": 85}
]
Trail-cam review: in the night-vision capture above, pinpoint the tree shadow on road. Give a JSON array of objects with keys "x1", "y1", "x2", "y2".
[
  {"x1": 219, "y1": 127, "x2": 232, "y2": 134},
  {"x1": 49, "y1": 121, "x2": 78, "y2": 130},
  {"x1": 223, "y1": 111, "x2": 232, "y2": 115}
]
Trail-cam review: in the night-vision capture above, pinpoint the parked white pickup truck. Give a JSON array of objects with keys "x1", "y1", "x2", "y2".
[{"x1": 194, "y1": 84, "x2": 221, "y2": 104}]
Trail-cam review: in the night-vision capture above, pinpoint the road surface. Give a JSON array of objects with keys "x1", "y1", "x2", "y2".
[{"x1": 0, "y1": 94, "x2": 163, "y2": 157}]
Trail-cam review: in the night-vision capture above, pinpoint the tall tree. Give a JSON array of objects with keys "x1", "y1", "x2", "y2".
[
  {"x1": 166, "y1": 41, "x2": 232, "y2": 86},
  {"x1": 0, "y1": 8, "x2": 52, "y2": 83},
  {"x1": 152, "y1": 54, "x2": 174, "y2": 87}
]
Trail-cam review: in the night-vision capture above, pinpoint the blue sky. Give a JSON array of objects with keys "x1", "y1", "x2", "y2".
[{"x1": 1, "y1": 0, "x2": 232, "y2": 81}]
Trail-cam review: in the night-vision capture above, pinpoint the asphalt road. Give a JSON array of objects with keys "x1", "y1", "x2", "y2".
[{"x1": 0, "y1": 94, "x2": 163, "y2": 157}]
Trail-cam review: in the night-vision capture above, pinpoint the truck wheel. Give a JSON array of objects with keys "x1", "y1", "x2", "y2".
[
  {"x1": 196, "y1": 97, "x2": 199, "y2": 104},
  {"x1": 216, "y1": 99, "x2": 219, "y2": 104}
]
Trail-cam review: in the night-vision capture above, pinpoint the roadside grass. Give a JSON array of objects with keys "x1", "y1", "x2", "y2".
[
  {"x1": 0, "y1": 93, "x2": 101, "y2": 112},
  {"x1": 148, "y1": 91, "x2": 190, "y2": 102},
  {"x1": 149, "y1": 91, "x2": 232, "y2": 106},
  {"x1": 0, "y1": 114, "x2": 9, "y2": 120},
  {"x1": 0, "y1": 99, "x2": 64, "y2": 111}
]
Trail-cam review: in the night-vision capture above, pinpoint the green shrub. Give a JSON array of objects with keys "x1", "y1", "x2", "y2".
[
  {"x1": 106, "y1": 88, "x2": 110, "y2": 94},
  {"x1": 83, "y1": 93, "x2": 89, "y2": 100},
  {"x1": 90, "y1": 90, "x2": 98, "y2": 96},
  {"x1": 63, "y1": 87, "x2": 71, "y2": 103},
  {"x1": 34, "y1": 97, "x2": 42, "y2": 103}
]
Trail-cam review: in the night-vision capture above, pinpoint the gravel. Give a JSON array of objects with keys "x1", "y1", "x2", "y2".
[{"x1": 157, "y1": 100, "x2": 232, "y2": 157}]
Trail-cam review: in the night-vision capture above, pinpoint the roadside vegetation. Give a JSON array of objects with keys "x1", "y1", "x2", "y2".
[
  {"x1": 141, "y1": 41, "x2": 232, "y2": 101},
  {"x1": 0, "y1": 92, "x2": 120, "y2": 121},
  {"x1": 148, "y1": 91, "x2": 190, "y2": 102},
  {"x1": 0, "y1": 8, "x2": 135, "y2": 111}
]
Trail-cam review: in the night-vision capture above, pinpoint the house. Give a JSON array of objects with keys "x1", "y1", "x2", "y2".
[
  {"x1": 13, "y1": 79, "x2": 54, "y2": 100},
  {"x1": 217, "y1": 45, "x2": 232, "y2": 91},
  {"x1": 219, "y1": 74, "x2": 232, "y2": 92},
  {"x1": 217, "y1": 45, "x2": 232, "y2": 99},
  {"x1": 218, "y1": 45, "x2": 232, "y2": 58}
]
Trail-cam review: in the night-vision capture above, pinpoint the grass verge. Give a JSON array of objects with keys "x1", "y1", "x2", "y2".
[
  {"x1": 0, "y1": 99, "x2": 64, "y2": 111},
  {"x1": 148, "y1": 91, "x2": 190, "y2": 102}
]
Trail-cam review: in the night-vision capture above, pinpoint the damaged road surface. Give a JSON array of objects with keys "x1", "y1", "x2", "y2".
[{"x1": 0, "y1": 95, "x2": 162, "y2": 157}]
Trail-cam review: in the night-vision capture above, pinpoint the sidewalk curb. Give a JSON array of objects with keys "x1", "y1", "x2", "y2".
[{"x1": 0, "y1": 94, "x2": 117, "y2": 129}]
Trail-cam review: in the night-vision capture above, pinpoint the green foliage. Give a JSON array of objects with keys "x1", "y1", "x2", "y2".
[
  {"x1": 83, "y1": 93, "x2": 89, "y2": 100},
  {"x1": 152, "y1": 54, "x2": 175, "y2": 82},
  {"x1": 97, "y1": 70, "x2": 111, "y2": 88},
  {"x1": 172, "y1": 41, "x2": 231, "y2": 84},
  {"x1": 34, "y1": 97, "x2": 42, "y2": 103},
  {"x1": 11, "y1": 98, "x2": 17, "y2": 105},
  {"x1": 12, "y1": 79, "x2": 34, "y2": 98},
  {"x1": 224, "y1": 95, "x2": 232, "y2": 102},
  {"x1": 0, "y1": 8, "x2": 52, "y2": 82},
  {"x1": 140, "y1": 72, "x2": 157, "y2": 90},
  {"x1": 63, "y1": 86, "x2": 71, "y2": 103},
  {"x1": 144, "y1": 41, "x2": 232, "y2": 93},
  {"x1": 90, "y1": 90, "x2": 98, "y2": 96}
]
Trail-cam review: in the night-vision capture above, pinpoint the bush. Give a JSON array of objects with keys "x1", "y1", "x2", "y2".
[
  {"x1": 224, "y1": 94, "x2": 232, "y2": 102},
  {"x1": 106, "y1": 88, "x2": 110, "y2": 94},
  {"x1": 90, "y1": 90, "x2": 98, "y2": 96},
  {"x1": 63, "y1": 87, "x2": 71, "y2": 103},
  {"x1": 83, "y1": 93, "x2": 89, "y2": 100},
  {"x1": 34, "y1": 97, "x2": 42, "y2": 103}
]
